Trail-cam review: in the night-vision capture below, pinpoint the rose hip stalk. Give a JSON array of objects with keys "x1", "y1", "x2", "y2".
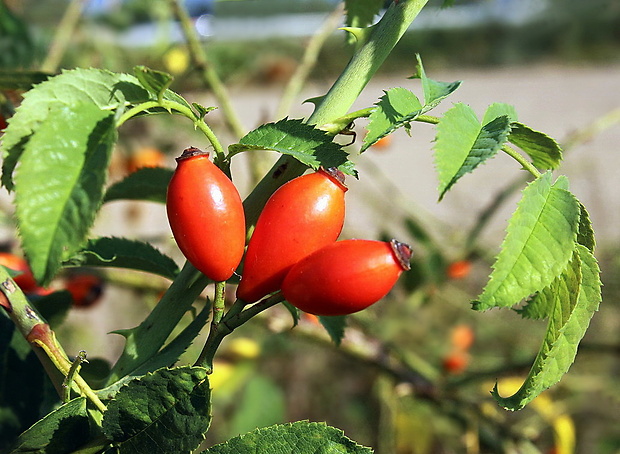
[
  {"x1": 281, "y1": 239, "x2": 412, "y2": 316},
  {"x1": 166, "y1": 147, "x2": 245, "y2": 282},
  {"x1": 236, "y1": 167, "x2": 347, "y2": 303}
]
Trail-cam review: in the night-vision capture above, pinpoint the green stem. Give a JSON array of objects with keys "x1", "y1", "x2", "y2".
[
  {"x1": 501, "y1": 144, "x2": 542, "y2": 178},
  {"x1": 415, "y1": 114, "x2": 440, "y2": 125},
  {"x1": 211, "y1": 281, "x2": 226, "y2": 325},
  {"x1": 195, "y1": 293, "x2": 284, "y2": 372},
  {"x1": 242, "y1": 0, "x2": 429, "y2": 227},
  {"x1": 62, "y1": 350, "x2": 88, "y2": 403},
  {"x1": 168, "y1": 0, "x2": 246, "y2": 139}
]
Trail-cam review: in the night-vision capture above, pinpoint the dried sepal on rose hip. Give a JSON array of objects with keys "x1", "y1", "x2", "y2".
[
  {"x1": 236, "y1": 167, "x2": 348, "y2": 303},
  {"x1": 166, "y1": 147, "x2": 246, "y2": 282},
  {"x1": 281, "y1": 239, "x2": 413, "y2": 316}
]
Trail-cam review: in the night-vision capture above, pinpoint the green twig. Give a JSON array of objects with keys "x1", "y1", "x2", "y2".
[
  {"x1": 195, "y1": 293, "x2": 284, "y2": 372},
  {"x1": 62, "y1": 350, "x2": 88, "y2": 403},
  {"x1": 501, "y1": 144, "x2": 542, "y2": 178},
  {"x1": 211, "y1": 281, "x2": 226, "y2": 325},
  {"x1": 242, "y1": 0, "x2": 430, "y2": 227}
]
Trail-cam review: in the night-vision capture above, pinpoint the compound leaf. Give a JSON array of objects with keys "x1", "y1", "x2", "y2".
[
  {"x1": 65, "y1": 237, "x2": 180, "y2": 280},
  {"x1": 509, "y1": 122, "x2": 563, "y2": 170},
  {"x1": 473, "y1": 173, "x2": 580, "y2": 311},
  {"x1": 102, "y1": 366, "x2": 211, "y2": 454},
  {"x1": 230, "y1": 118, "x2": 355, "y2": 176},
  {"x1": 415, "y1": 54, "x2": 461, "y2": 110},
  {"x1": 492, "y1": 244, "x2": 601, "y2": 410},
  {"x1": 14, "y1": 103, "x2": 116, "y2": 285},
  {"x1": 104, "y1": 167, "x2": 173, "y2": 204},
  {"x1": 434, "y1": 103, "x2": 511, "y2": 199},
  {"x1": 202, "y1": 420, "x2": 373, "y2": 454}
]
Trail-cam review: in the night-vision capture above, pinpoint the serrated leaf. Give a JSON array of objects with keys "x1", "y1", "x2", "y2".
[
  {"x1": 65, "y1": 237, "x2": 180, "y2": 280},
  {"x1": 8, "y1": 397, "x2": 90, "y2": 453},
  {"x1": 509, "y1": 122, "x2": 563, "y2": 170},
  {"x1": 230, "y1": 118, "x2": 356, "y2": 176},
  {"x1": 102, "y1": 366, "x2": 211, "y2": 453},
  {"x1": 576, "y1": 202, "x2": 595, "y2": 251},
  {"x1": 1, "y1": 68, "x2": 148, "y2": 190},
  {"x1": 344, "y1": 0, "x2": 383, "y2": 29},
  {"x1": 473, "y1": 174, "x2": 580, "y2": 311},
  {"x1": 134, "y1": 65, "x2": 173, "y2": 99},
  {"x1": 202, "y1": 420, "x2": 373, "y2": 454},
  {"x1": 482, "y1": 103, "x2": 518, "y2": 124},
  {"x1": 434, "y1": 104, "x2": 511, "y2": 199},
  {"x1": 361, "y1": 88, "x2": 423, "y2": 152},
  {"x1": 319, "y1": 315, "x2": 346, "y2": 346},
  {"x1": 103, "y1": 167, "x2": 173, "y2": 204},
  {"x1": 14, "y1": 103, "x2": 117, "y2": 285},
  {"x1": 415, "y1": 54, "x2": 461, "y2": 110},
  {"x1": 492, "y1": 244, "x2": 601, "y2": 410}
]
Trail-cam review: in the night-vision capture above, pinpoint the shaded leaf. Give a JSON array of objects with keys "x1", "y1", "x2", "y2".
[
  {"x1": 482, "y1": 103, "x2": 518, "y2": 124},
  {"x1": 492, "y1": 244, "x2": 601, "y2": 410},
  {"x1": 576, "y1": 202, "x2": 595, "y2": 252},
  {"x1": 509, "y1": 122, "x2": 563, "y2": 170},
  {"x1": 202, "y1": 420, "x2": 373, "y2": 454},
  {"x1": 103, "y1": 167, "x2": 173, "y2": 204},
  {"x1": 319, "y1": 315, "x2": 346, "y2": 346},
  {"x1": 344, "y1": 0, "x2": 383, "y2": 29},
  {"x1": 230, "y1": 118, "x2": 355, "y2": 176},
  {"x1": 102, "y1": 366, "x2": 211, "y2": 453},
  {"x1": 473, "y1": 174, "x2": 580, "y2": 311},
  {"x1": 8, "y1": 398, "x2": 90, "y2": 453},
  {"x1": 14, "y1": 103, "x2": 116, "y2": 285},
  {"x1": 65, "y1": 237, "x2": 180, "y2": 280},
  {"x1": 134, "y1": 65, "x2": 173, "y2": 99}
]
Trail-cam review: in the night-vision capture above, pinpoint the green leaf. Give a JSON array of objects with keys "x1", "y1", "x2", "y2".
[
  {"x1": 319, "y1": 315, "x2": 347, "y2": 346},
  {"x1": 192, "y1": 102, "x2": 217, "y2": 119},
  {"x1": 8, "y1": 397, "x2": 90, "y2": 453},
  {"x1": 1, "y1": 68, "x2": 148, "y2": 190},
  {"x1": 576, "y1": 202, "x2": 595, "y2": 252},
  {"x1": 361, "y1": 88, "x2": 423, "y2": 152},
  {"x1": 492, "y1": 244, "x2": 601, "y2": 410},
  {"x1": 482, "y1": 103, "x2": 518, "y2": 124},
  {"x1": 104, "y1": 167, "x2": 173, "y2": 204},
  {"x1": 282, "y1": 301, "x2": 300, "y2": 327},
  {"x1": 65, "y1": 237, "x2": 180, "y2": 280},
  {"x1": 230, "y1": 118, "x2": 356, "y2": 176},
  {"x1": 134, "y1": 66, "x2": 173, "y2": 100},
  {"x1": 473, "y1": 174, "x2": 580, "y2": 311},
  {"x1": 14, "y1": 103, "x2": 117, "y2": 285},
  {"x1": 202, "y1": 420, "x2": 373, "y2": 454},
  {"x1": 415, "y1": 54, "x2": 461, "y2": 110},
  {"x1": 102, "y1": 366, "x2": 212, "y2": 453},
  {"x1": 434, "y1": 104, "x2": 511, "y2": 200},
  {"x1": 508, "y1": 122, "x2": 563, "y2": 170},
  {"x1": 344, "y1": 0, "x2": 383, "y2": 29}
]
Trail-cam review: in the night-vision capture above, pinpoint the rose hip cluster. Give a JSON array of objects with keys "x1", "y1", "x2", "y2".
[{"x1": 166, "y1": 147, "x2": 412, "y2": 316}]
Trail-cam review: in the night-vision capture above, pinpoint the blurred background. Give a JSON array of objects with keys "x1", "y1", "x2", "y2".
[{"x1": 1, "y1": 0, "x2": 619, "y2": 452}]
